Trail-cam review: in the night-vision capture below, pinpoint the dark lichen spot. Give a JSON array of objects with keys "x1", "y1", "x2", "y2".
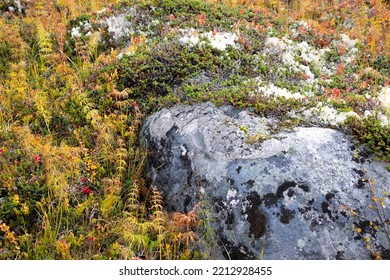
[
  {"x1": 376, "y1": 247, "x2": 390, "y2": 260},
  {"x1": 287, "y1": 189, "x2": 295, "y2": 197},
  {"x1": 352, "y1": 156, "x2": 360, "y2": 163},
  {"x1": 353, "y1": 168, "x2": 366, "y2": 177},
  {"x1": 280, "y1": 206, "x2": 295, "y2": 224},
  {"x1": 310, "y1": 219, "x2": 319, "y2": 230},
  {"x1": 247, "y1": 191, "x2": 261, "y2": 207},
  {"x1": 236, "y1": 165, "x2": 242, "y2": 174},
  {"x1": 277, "y1": 181, "x2": 297, "y2": 196},
  {"x1": 213, "y1": 196, "x2": 225, "y2": 213},
  {"x1": 243, "y1": 179, "x2": 255, "y2": 188},
  {"x1": 356, "y1": 178, "x2": 365, "y2": 189},
  {"x1": 321, "y1": 201, "x2": 332, "y2": 218},
  {"x1": 299, "y1": 206, "x2": 312, "y2": 214},
  {"x1": 325, "y1": 192, "x2": 335, "y2": 201},
  {"x1": 226, "y1": 211, "x2": 234, "y2": 227},
  {"x1": 336, "y1": 251, "x2": 345, "y2": 260},
  {"x1": 227, "y1": 177, "x2": 235, "y2": 186},
  {"x1": 245, "y1": 207, "x2": 267, "y2": 239},
  {"x1": 244, "y1": 193, "x2": 266, "y2": 238},
  {"x1": 219, "y1": 237, "x2": 255, "y2": 260},
  {"x1": 262, "y1": 192, "x2": 277, "y2": 207},
  {"x1": 308, "y1": 199, "x2": 315, "y2": 205},
  {"x1": 298, "y1": 184, "x2": 310, "y2": 192},
  {"x1": 261, "y1": 181, "x2": 298, "y2": 207}
]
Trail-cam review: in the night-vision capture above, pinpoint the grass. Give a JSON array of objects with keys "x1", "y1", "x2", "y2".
[{"x1": 0, "y1": 0, "x2": 389, "y2": 259}]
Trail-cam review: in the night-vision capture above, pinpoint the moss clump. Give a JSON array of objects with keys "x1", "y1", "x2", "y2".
[
  {"x1": 115, "y1": 41, "x2": 221, "y2": 97},
  {"x1": 0, "y1": 41, "x2": 11, "y2": 77},
  {"x1": 373, "y1": 54, "x2": 390, "y2": 76},
  {"x1": 345, "y1": 115, "x2": 390, "y2": 164}
]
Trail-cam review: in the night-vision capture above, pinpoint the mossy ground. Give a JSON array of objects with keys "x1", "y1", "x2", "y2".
[{"x1": 0, "y1": 0, "x2": 389, "y2": 259}]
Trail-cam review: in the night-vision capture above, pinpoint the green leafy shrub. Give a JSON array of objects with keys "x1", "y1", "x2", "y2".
[
  {"x1": 0, "y1": 42, "x2": 11, "y2": 77},
  {"x1": 345, "y1": 115, "x2": 390, "y2": 164}
]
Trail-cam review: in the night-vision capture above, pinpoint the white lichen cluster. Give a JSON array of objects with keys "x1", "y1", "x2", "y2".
[
  {"x1": 105, "y1": 13, "x2": 135, "y2": 43},
  {"x1": 378, "y1": 86, "x2": 390, "y2": 108},
  {"x1": 178, "y1": 28, "x2": 238, "y2": 51},
  {"x1": 264, "y1": 36, "x2": 324, "y2": 81},
  {"x1": 70, "y1": 20, "x2": 93, "y2": 38},
  {"x1": 288, "y1": 103, "x2": 389, "y2": 127},
  {"x1": 227, "y1": 188, "x2": 240, "y2": 206},
  {"x1": 256, "y1": 78, "x2": 306, "y2": 99},
  {"x1": 341, "y1": 37, "x2": 358, "y2": 64},
  {"x1": 290, "y1": 105, "x2": 359, "y2": 126},
  {"x1": 289, "y1": 21, "x2": 310, "y2": 39},
  {"x1": 264, "y1": 32, "x2": 359, "y2": 81},
  {"x1": 259, "y1": 27, "x2": 388, "y2": 126},
  {"x1": 7, "y1": 0, "x2": 23, "y2": 13}
]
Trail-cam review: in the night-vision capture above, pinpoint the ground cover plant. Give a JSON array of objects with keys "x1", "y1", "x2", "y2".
[{"x1": 0, "y1": 0, "x2": 389, "y2": 259}]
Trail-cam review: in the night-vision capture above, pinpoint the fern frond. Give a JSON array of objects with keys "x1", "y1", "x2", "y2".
[
  {"x1": 114, "y1": 138, "x2": 128, "y2": 179},
  {"x1": 149, "y1": 186, "x2": 164, "y2": 214},
  {"x1": 149, "y1": 186, "x2": 165, "y2": 236},
  {"x1": 108, "y1": 88, "x2": 129, "y2": 101},
  {"x1": 87, "y1": 31, "x2": 101, "y2": 60},
  {"x1": 32, "y1": 89, "x2": 52, "y2": 133},
  {"x1": 125, "y1": 181, "x2": 141, "y2": 216},
  {"x1": 36, "y1": 21, "x2": 54, "y2": 65}
]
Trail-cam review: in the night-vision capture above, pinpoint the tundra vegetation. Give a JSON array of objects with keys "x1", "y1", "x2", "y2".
[{"x1": 0, "y1": 0, "x2": 389, "y2": 259}]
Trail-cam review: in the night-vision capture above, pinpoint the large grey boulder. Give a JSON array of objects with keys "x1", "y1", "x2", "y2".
[{"x1": 141, "y1": 102, "x2": 390, "y2": 259}]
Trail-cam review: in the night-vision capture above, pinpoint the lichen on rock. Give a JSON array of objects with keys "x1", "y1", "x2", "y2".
[{"x1": 142, "y1": 102, "x2": 390, "y2": 259}]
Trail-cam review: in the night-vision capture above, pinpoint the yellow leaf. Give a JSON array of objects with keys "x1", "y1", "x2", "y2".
[
  {"x1": 350, "y1": 210, "x2": 358, "y2": 216},
  {"x1": 12, "y1": 194, "x2": 20, "y2": 205}
]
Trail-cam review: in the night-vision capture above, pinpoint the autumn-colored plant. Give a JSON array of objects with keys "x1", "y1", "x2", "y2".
[{"x1": 0, "y1": 0, "x2": 389, "y2": 260}]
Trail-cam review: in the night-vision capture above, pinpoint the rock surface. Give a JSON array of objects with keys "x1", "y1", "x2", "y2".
[{"x1": 141, "y1": 102, "x2": 390, "y2": 259}]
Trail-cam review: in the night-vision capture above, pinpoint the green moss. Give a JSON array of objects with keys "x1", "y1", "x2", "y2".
[
  {"x1": 373, "y1": 54, "x2": 390, "y2": 76},
  {"x1": 114, "y1": 41, "x2": 219, "y2": 98},
  {"x1": 246, "y1": 133, "x2": 271, "y2": 145},
  {"x1": 0, "y1": 41, "x2": 11, "y2": 77},
  {"x1": 323, "y1": 48, "x2": 341, "y2": 63},
  {"x1": 345, "y1": 115, "x2": 390, "y2": 163},
  {"x1": 0, "y1": 132, "x2": 48, "y2": 233}
]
